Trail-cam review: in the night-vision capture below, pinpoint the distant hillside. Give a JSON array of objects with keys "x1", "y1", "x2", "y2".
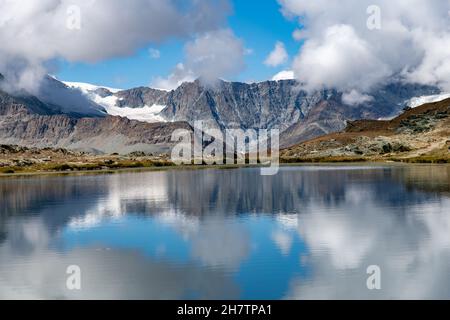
[{"x1": 282, "y1": 98, "x2": 450, "y2": 163}]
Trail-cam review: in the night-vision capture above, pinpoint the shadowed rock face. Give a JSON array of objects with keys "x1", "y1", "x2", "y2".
[
  {"x1": 114, "y1": 87, "x2": 168, "y2": 108},
  {"x1": 160, "y1": 80, "x2": 306, "y2": 131},
  {"x1": 0, "y1": 88, "x2": 58, "y2": 116},
  {"x1": 0, "y1": 112, "x2": 191, "y2": 154}
]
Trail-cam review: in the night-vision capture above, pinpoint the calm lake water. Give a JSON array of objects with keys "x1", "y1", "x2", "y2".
[{"x1": 0, "y1": 165, "x2": 449, "y2": 300}]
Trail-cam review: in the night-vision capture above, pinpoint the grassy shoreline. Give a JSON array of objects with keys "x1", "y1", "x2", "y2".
[
  {"x1": 281, "y1": 155, "x2": 450, "y2": 164},
  {"x1": 0, "y1": 160, "x2": 250, "y2": 178},
  {"x1": 1, "y1": 157, "x2": 449, "y2": 179}
]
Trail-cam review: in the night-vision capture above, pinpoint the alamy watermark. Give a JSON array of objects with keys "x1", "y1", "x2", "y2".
[
  {"x1": 366, "y1": 265, "x2": 381, "y2": 290},
  {"x1": 170, "y1": 121, "x2": 280, "y2": 176},
  {"x1": 66, "y1": 5, "x2": 82, "y2": 30},
  {"x1": 367, "y1": 5, "x2": 382, "y2": 30},
  {"x1": 66, "y1": 265, "x2": 82, "y2": 291}
]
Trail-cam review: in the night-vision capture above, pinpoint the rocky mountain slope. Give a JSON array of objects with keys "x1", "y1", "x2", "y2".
[
  {"x1": 0, "y1": 113, "x2": 191, "y2": 155},
  {"x1": 281, "y1": 98, "x2": 450, "y2": 162},
  {"x1": 0, "y1": 75, "x2": 191, "y2": 154}
]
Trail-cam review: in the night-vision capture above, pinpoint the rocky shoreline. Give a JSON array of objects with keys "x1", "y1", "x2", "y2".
[{"x1": 0, "y1": 144, "x2": 175, "y2": 175}]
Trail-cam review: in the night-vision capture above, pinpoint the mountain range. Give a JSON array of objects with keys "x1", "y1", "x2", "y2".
[{"x1": 0, "y1": 72, "x2": 443, "y2": 154}]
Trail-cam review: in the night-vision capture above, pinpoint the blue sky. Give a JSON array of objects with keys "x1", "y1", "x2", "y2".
[{"x1": 56, "y1": 0, "x2": 300, "y2": 89}]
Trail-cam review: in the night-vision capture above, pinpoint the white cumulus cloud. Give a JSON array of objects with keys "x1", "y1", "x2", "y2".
[
  {"x1": 272, "y1": 70, "x2": 295, "y2": 81},
  {"x1": 292, "y1": 29, "x2": 305, "y2": 41},
  {"x1": 278, "y1": 0, "x2": 450, "y2": 91},
  {"x1": 152, "y1": 63, "x2": 196, "y2": 91},
  {"x1": 153, "y1": 29, "x2": 245, "y2": 89},
  {"x1": 342, "y1": 90, "x2": 374, "y2": 106},
  {"x1": 185, "y1": 29, "x2": 245, "y2": 84},
  {"x1": 292, "y1": 24, "x2": 391, "y2": 92},
  {"x1": 264, "y1": 41, "x2": 289, "y2": 67},
  {"x1": 0, "y1": 0, "x2": 231, "y2": 94}
]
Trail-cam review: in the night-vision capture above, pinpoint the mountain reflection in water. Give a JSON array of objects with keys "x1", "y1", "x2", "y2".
[{"x1": 0, "y1": 165, "x2": 449, "y2": 299}]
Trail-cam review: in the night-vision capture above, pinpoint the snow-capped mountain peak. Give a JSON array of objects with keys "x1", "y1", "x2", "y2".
[
  {"x1": 63, "y1": 81, "x2": 123, "y2": 94},
  {"x1": 62, "y1": 81, "x2": 168, "y2": 123}
]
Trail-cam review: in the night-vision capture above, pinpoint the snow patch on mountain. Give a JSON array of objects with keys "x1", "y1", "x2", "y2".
[
  {"x1": 272, "y1": 70, "x2": 294, "y2": 81},
  {"x1": 104, "y1": 104, "x2": 167, "y2": 123},
  {"x1": 407, "y1": 93, "x2": 450, "y2": 108},
  {"x1": 63, "y1": 81, "x2": 167, "y2": 123},
  {"x1": 63, "y1": 81, "x2": 123, "y2": 94}
]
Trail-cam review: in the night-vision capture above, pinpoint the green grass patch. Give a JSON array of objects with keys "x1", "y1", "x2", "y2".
[{"x1": 0, "y1": 168, "x2": 15, "y2": 174}]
